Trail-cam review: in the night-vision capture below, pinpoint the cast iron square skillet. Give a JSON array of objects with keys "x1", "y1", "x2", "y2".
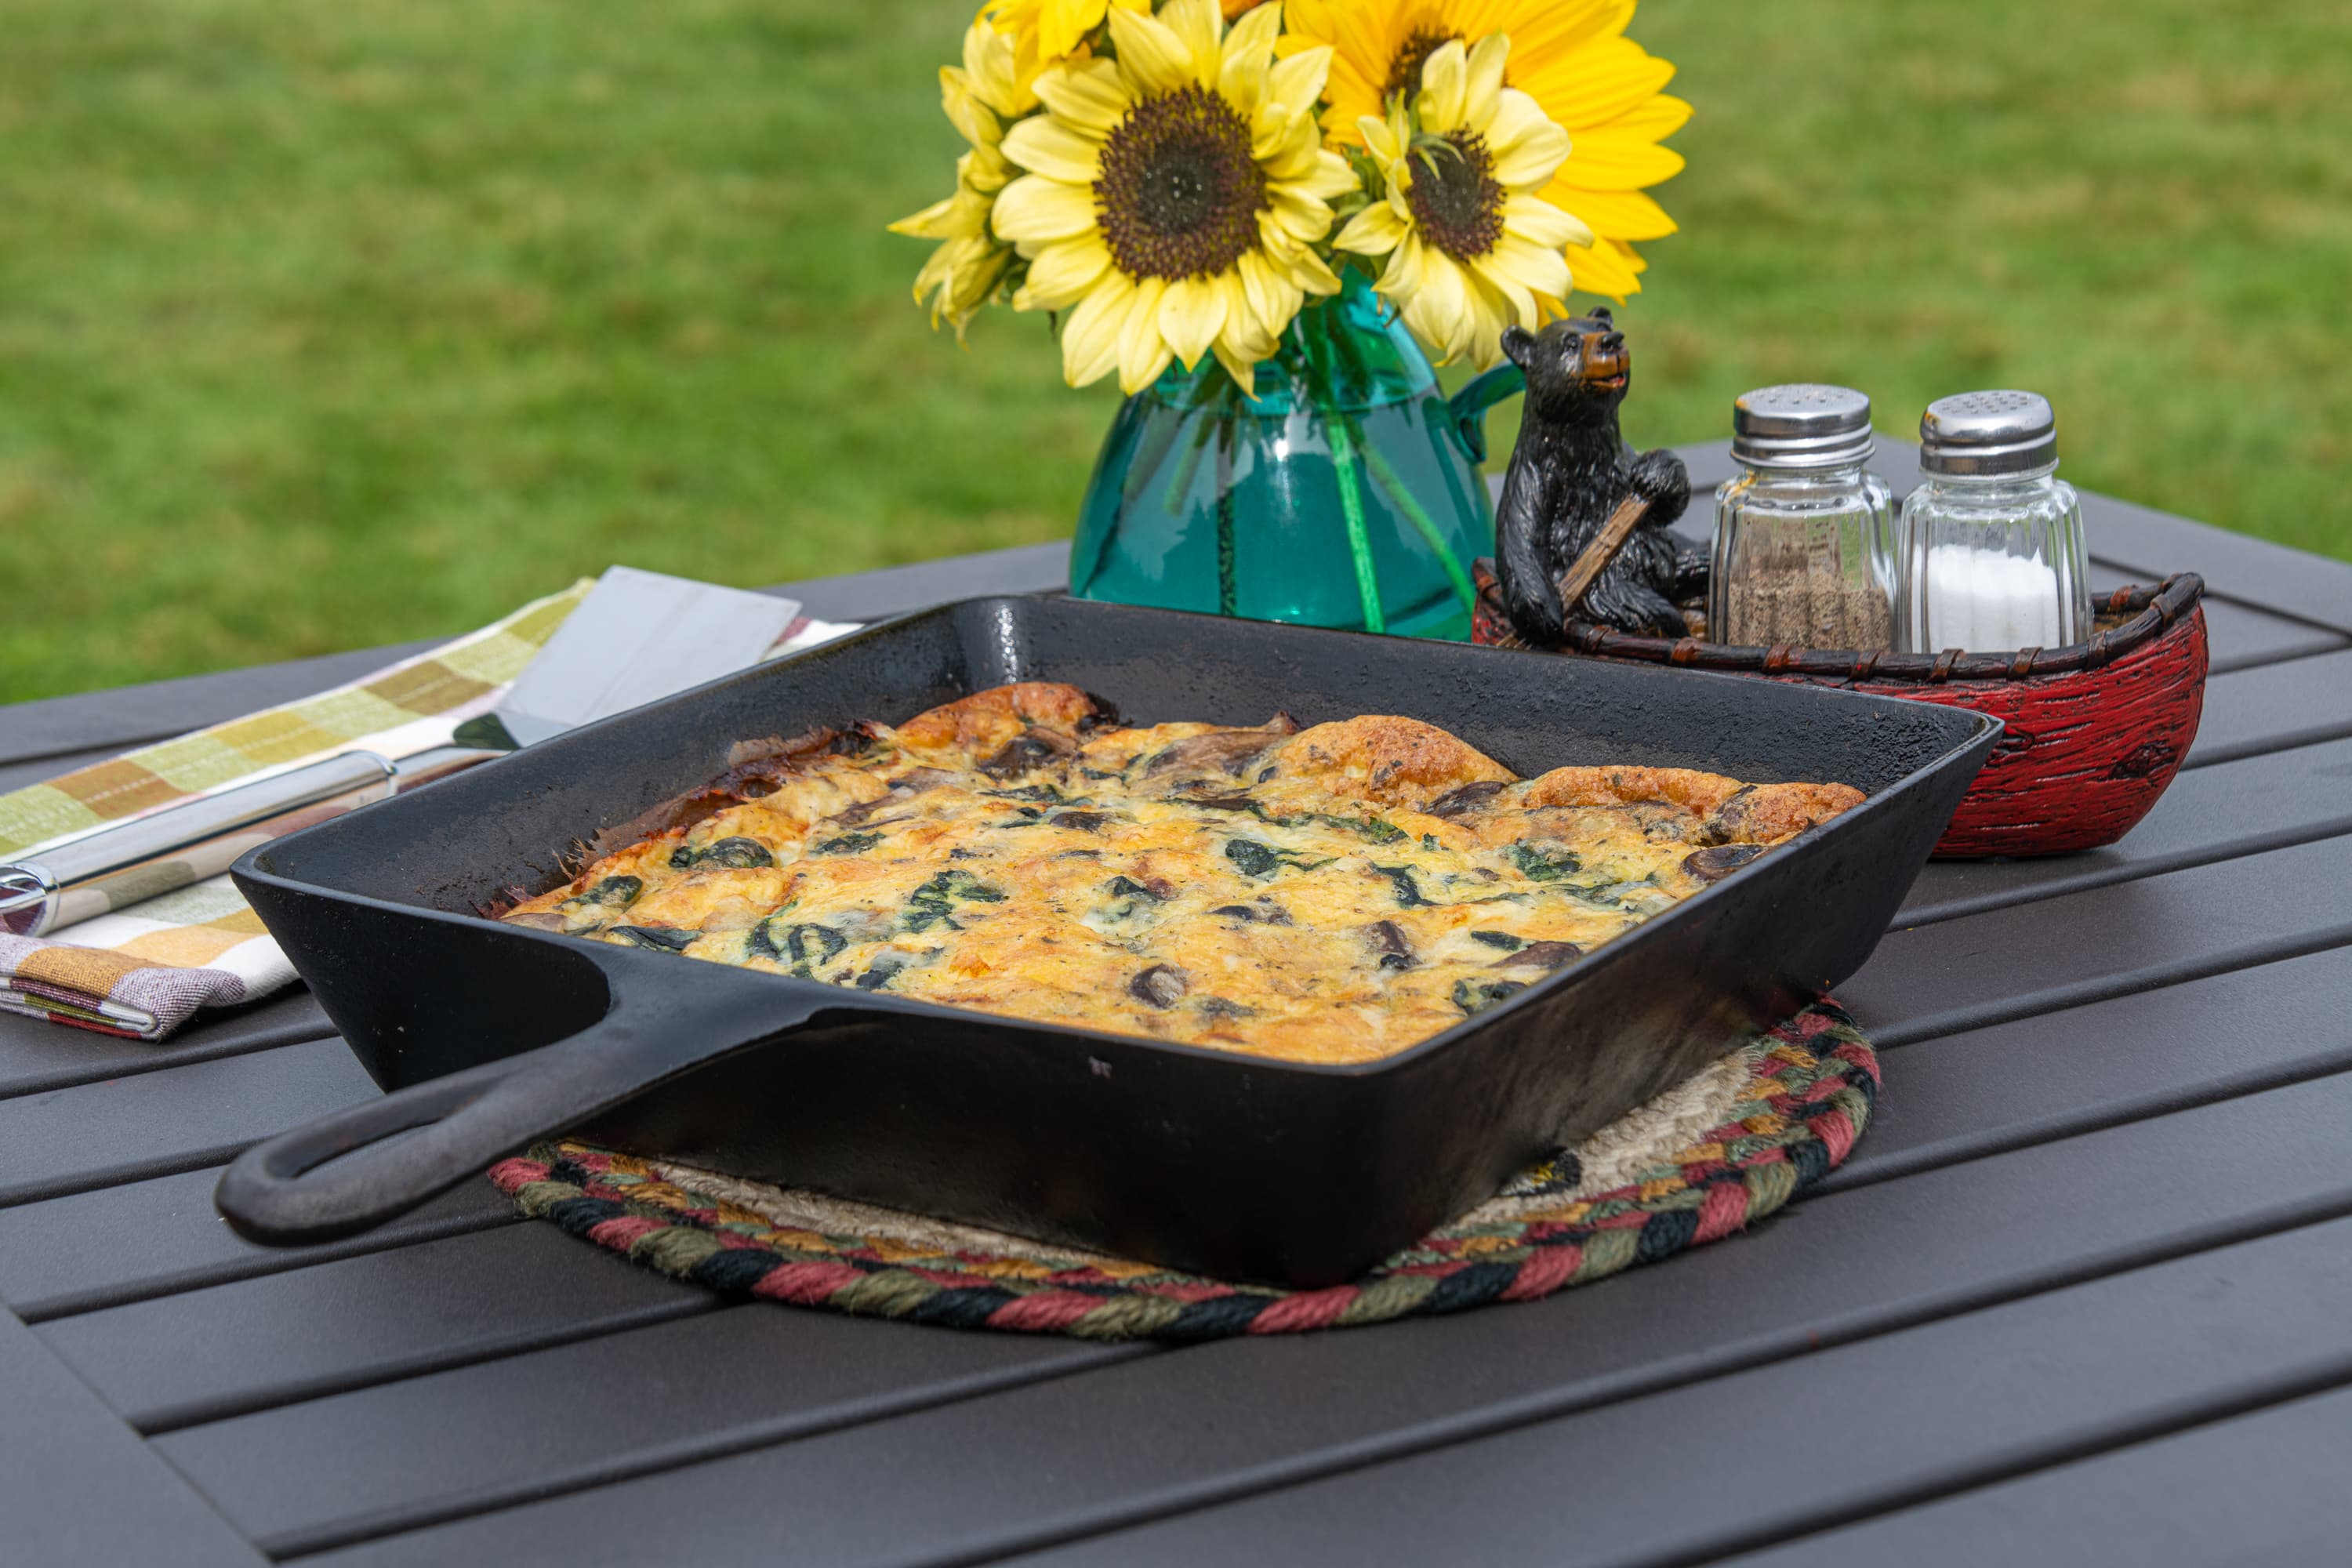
[{"x1": 218, "y1": 597, "x2": 1996, "y2": 1287}]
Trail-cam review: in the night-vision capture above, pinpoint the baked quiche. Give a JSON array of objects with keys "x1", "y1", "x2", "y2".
[{"x1": 502, "y1": 684, "x2": 1863, "y2": 1065}]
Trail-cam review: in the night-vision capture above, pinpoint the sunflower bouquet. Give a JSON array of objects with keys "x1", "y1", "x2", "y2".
[{"x1": 891, "y1": 0, "x2": 1686, "y2": 394}]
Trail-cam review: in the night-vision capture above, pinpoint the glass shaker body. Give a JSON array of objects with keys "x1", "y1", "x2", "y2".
[
  {"x1": 1710, "y1": 462, "x2": 1898, "y2": 648},
  {"x1": 1896, "y1": 466, "x2": 2090, "y2": 652}
]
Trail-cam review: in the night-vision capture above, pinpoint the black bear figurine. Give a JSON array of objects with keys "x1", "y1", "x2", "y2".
[{"x1": 1494, "y1": 307, "x2": 1706, "y2": 644}]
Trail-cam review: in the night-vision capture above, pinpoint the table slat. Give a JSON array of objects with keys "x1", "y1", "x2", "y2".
[
  {"x1": 1848, "y1": 835, "x2": 2352, "y2": 1047},
  {"x1": 2187, "y1": 646, "x2": 2352, "y2": 770},
  {"x1": 160, "y1": 1306, "x2": 1145, "y2": 1559},
  {"x1": 37, "y1": 1222, "x2": 717, "y2": 1432},
  {"x1": 0, "y1": 1036, "x2": 372, "y2": 1207},
  {"x1": 1896, "y1": 734, "x2": 2352, "y2": 926},
  {"x1": 252, "y1": 1069, "x2": 2352, "y2": 1566},
  {"x1": 1714, "y1": 1380, "x2": 2352, "y2": 1568},
  {"x1": 0, "y1": 1163, "x2": 515, "y2": 1323},
  {"x1": 996, "y1": 1215, "x2": 2352, "y2": 1568},
  {"x1": 1823, "y1": 945, "x2": 2352, "y2": 1196},
  {"x1": 0, "y1": 1305, "x2": 267, "y2": 1567},
  {"x1": 0, "y1": 989, "x2": 334, "y2": 1101}
]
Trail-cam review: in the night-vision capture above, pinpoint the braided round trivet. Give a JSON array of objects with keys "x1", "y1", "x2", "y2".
[{"x1": 490, "y1": 1000, "x2": 1875, "y2": 1340}]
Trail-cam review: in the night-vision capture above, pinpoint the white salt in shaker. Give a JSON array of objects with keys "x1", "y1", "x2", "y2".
[{"x1": 1896, "y1": 390, "x2": 2092, "y2": 653}]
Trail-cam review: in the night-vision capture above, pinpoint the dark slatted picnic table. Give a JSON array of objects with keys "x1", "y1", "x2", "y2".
[{"x1": 8, "y1": 443, "x2": 2352, "y2": 1566}]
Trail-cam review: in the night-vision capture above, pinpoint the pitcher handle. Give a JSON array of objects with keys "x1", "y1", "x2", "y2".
[{"x1": 1449, "y1": 364, "x2": 1526, "y2": 465}]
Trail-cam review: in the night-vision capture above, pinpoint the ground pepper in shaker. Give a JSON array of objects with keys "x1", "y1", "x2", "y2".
[
  {"x1": 1709, "y1": 385, "x2": 1896, "y2": 649},
  {"x1": 1898, "y1": 390, "x2": 2091, "y2": 653}
]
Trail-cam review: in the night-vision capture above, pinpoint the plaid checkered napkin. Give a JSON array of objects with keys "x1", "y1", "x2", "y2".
[{"x1": 0, "y1": 583, "x2": 858, "y2": 1040}]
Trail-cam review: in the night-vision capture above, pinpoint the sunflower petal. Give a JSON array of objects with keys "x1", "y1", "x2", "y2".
[
  {"x1": 1218, "y1": 1, "x2": 1283, "y2": 114},
  {"x1": 1462, "y1": 33, "x2": 1510, "y2": 128},
  {"x1": 1564, "y1": 234, "x2": 1644, "y2": 300},
  {"x1": 1001, "y1": 115, "x2": 1104, "y2": 183},
  {"x1": 1333, "y1": 201, "x2": 1406, "y2": 256},
  {"x1": 1105, "y1": 3, "x2": 1200, "y2": 96},
  {"x1": 1061, "y1": 271, "x2": 1134, "y2": 387},
  {"x1": 962, "y1": 18, "x2": 1036, "y2": 118},
  {"x1": 940, "y1": 67, "x2": 1000, "y2": 151},
  {"x1": 990, "y1": 172, "x2": 1099, "y2": 245},
  {"x1": 1500, "y1": 191, "x2": 1593, "y2": 250},
  {"x1": 1296, "y1": 149, "x2": 1360, "y2": 201},
  {"x1": 1415, "y1": 39, "x2": 1468, "y2": 132},
  {"x1": 1038, "y1": 0, "x2": 1110, "y2": 63},
  {"x1": 1487, "y1": 94, "x2": 1572, "y2": 189},
  {"x1": 1266, "y1": 185, "x2": 1334, "y2": 244},
  {"x1": 1513, "y1": 41, "x2": 1676, "y2": 130},
  {"x1": 889, "y1": 187, "x2": 985, "y2": 240},
  {"x1": 1263, "y1": 44, "x2": 1333, "y2": 122},
  {"x1": 1541, "y1": 183, "x2": 1675, "y2": 240},
  {"x1": 1286, "y1": 243, "x2": 1342, "y2": 295},
  {"x1": 1210, "y1": 336, "x2": 1259, "y2": 399},
  {"x1": 1033, "y1": 56, "x2": 1132, "y2": 134},
  {"x1": 1015, "y1": 233, "x2": 1115, "y2": 310},
  {"x1": 1118, "y1": 277, "x2": 1175, "y2": 392},
  {"x1": 1164, "y1": 0, "x2": 1224, "y2": 87},
  {"x1": 1461, "y1": 275, "x2": 1512, "y2": 370},
  {"x1": 1470, "y1": 250, "x2": 1542, "y2": 327},
  {"x1": 1553, "y1": 130, "x2": 1686, "y2": 190},
  {"x1": 1159, "y1": 274, "x2": 1230, "y2": 368},
  {"x1": 1236, "y1": 248, "x2": 1298, "y2": 341}
]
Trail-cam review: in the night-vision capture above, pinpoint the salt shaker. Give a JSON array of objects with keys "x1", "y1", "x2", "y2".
[
  {"x1": 1709, "y1": 385, "x2": 1897, "y2": 648},
  {"x1": 1898, "y1": 391, "x2": 2091, "y2": 653}
]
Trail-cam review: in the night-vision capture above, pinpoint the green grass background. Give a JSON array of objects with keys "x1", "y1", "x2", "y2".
[{"x1": 1, "y1": 0, "x2": 2343, "y2": 700}]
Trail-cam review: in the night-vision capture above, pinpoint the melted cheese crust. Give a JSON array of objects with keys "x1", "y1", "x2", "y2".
[{"x1": 505, "y1": 684, "x2": 1864, "y2": 1065}]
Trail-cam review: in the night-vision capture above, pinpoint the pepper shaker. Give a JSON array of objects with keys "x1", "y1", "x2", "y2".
[
  {"x1": 1898, "y1": 391, "x2": 2091, "y2": 653},
  {"x1": 1709, "y1": 385, "x2": 1897, "y2": 649}
]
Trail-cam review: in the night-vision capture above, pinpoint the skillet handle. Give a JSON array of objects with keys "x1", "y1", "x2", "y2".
[{"x1": 214, "y1": 980, "x2": 816, "y2": 1247}]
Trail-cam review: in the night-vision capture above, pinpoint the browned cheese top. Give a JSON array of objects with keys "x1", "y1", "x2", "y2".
[{"x1": 503, "y1": 684, "x2": 1864, "y2": 1065}]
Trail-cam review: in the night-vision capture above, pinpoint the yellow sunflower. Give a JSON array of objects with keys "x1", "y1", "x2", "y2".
[
  {"x1": 888, "y1": 21, "x2": 1040, "y2": 337},
  {"x1": 977, "y1": 0, "x2": 1147, "y2": 83},
  {"x1": 993, "y1": 0, "x2": 1356, "y2": 394},
  {"x1": 1280, "y1": 0, "x2": 1686, "y2": 299},
  {"x1": 1333, "y1": 35, "x2": 1586, "y2": 369}
]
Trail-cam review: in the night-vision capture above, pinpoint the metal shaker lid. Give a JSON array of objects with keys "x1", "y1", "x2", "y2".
[
  {"x1": 1730, "y1": 384, "x2": 1875, "y2": 469},
  {"x1": 1919, "y1": 390, "x2": 2058, "y2": 476}
]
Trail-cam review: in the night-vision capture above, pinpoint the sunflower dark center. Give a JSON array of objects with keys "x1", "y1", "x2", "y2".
[
  {"x1": 1094, "y1": 86, "x2": 1267, "y2": 281},
  {"x1": 1406, "y1": 129, "x2": 1505, "y2": 260},
  {"x1": 1385, "y1": 28, "x2": 1457, "y2": 102}
]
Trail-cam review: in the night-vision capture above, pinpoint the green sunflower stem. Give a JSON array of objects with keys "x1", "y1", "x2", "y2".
[
  {"x1": 1163, "y1": 405, "x2": 1218, "y2": 517},
  {"x1": 1325, "y1": 412, "x2": 1385, "y2": 635},
  {"x1": 1214, "y1": 408, "x2": 1238, "y2": 617},
  {"x1": 1361, "y1": 433, "x2": 1477, "y2": 615},
  {"x1": 1295, "y1": 299, "x2": 1386, "y2": 635}
]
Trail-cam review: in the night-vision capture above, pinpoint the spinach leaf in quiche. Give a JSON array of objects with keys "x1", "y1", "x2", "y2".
[
  {"x1": 748, "y1": 918, "x2": 848, "y2": 977},
  {"x1": 812, "y1": 831, "x2": 883, "y2": 855},
  {"x1": 677, "y1": 836, "x2": 775, "y2": 869},
  {"x1": 902, "y1": 869, "x2": 1007, "y2": 932},
  {"x1": 1369, "y1": 863, "x2": 1436, "y2": 908},
  {"x1": 1224, "y1": 838, "x2": 1335, "y2": 879},
  {"x1": 1509, "y1": 844, "x2": 1583, "y2": 881},
  {"x1": 562, "y1": 874, "x2": 642, "y2": 911},
  {"x1": 1452, "y1": 978, "x2": 1529, "y2": 1015}
]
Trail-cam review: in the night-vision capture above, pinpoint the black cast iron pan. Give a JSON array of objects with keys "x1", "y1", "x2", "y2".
[{"x1": 216, "y1": 597, "x2": 1996, "y2": 1287}]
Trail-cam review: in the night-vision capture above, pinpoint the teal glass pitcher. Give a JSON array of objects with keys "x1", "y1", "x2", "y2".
[{"x1": 1068, "y1": 274, "x2": 1525, "y2": 641}]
